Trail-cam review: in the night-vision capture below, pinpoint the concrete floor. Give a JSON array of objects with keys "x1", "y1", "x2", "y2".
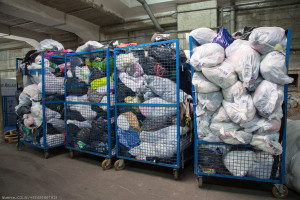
[{"x1": 0, "y1": 142, "x2": 299, "y2": 200}]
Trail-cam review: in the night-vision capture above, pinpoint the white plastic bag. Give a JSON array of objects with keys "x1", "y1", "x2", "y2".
[
  {"x1": 240, "y1": 115, "x2": 281, "y2": 134},
  {"x1": 23, "y1": 84, "x2": 40, "y2": 101},
  {"x1": 69, "y1": 104, "x2": 97, "y2": 120},
  {"x1": 187, "y1": 28, "x2": 217, "y2": 46},
  {"x1": 192, "y1": 72, "x2": 220, "y2": 93},
  {"x1": 75, "y1": 66, "x2": 90, "y2": 84},
  {"x1": 36, "y1": 39, "x2": 64, "y2": 52},
  {"x1": 76, "y1": 41, "x2": 104, "y2": 53},
  {"x1": 253, "y1": 80, "x2": 284, "y2": 118},
  {"x1": 211, "y1": 106, "x2": 230, "y2": 123},
  {"x1": 202, "y1": 61, "x2": 237, "y2": 89},
  {"x1": 145, "y1": 75, "x2": 186, "y2": 103},
  {"x1": 248, "y1": 76, "x2": 263, "y2": 92},
  {"x1": 197, "y1": 91, "x2": 223, "y2": 112},
  {"x1": 48, "y1": 118, "x2": 65, "y2": 132},
  {"x1": 45, "y1": 107, "x2": 61, "y2": 120},
  {"x1": 129, "y1": 142, "x2": 156, "y2": 158},
  {"x1": 249, "y1": 27, "x2": 287, "y2": 54},
  {"x1": 251, "y1": 133, "x2": 283, "y2": 155},
  {"x1": 197, "y1": 114, "x2": 213, "y2": 139},
  {"x1": 224, "y1": 151, "x2": 256, "y2": 177},
  {"x1": 260, "y1": 51, "x2": 293, "y2": 85},
  {"x1": 225, "y1": 39, "x2": 251, "y2": 58},
  {"x1": 222, "y1": 81, "x2": 247, "y2": 102},
  {"x1": 116, "y1": 53, "x2": 138, "y2": 71},
  {"x1": 139, "y1": 97, "x2": 177, "y2": 118},
  {"x1": 219, "y1": 128, "x2": 253, "y2": 145},
  {"x1": 15, "y1": 92, "x2": 31, "y2": 111},
  {"x1": 190, "y1": 43, "x2": 225, "y2": 71},
  {"x1": 210, "y1": 122, "x2": 240, "y2": 136},
  {"x1": 31, "y1": 101, "x2": 43, "y2": 126},
  {"x1": 248, "y1": 151, "x2": 277, "y2": 179},
  {"x1": 119, "y1": 72, "x2": 145, "y2": 93},
  {"x1": 202, "y1": 132, "x2": 222, "y2": 142},
  {"x1": 40, "y1": 134, "x2": 64, "y2": 147},
  {"x1": 222, "y1": 94, "x2": 256, "y2": 123},
  {"x1": 228, "y1": 45, "x2": 260, "y2": 87}
]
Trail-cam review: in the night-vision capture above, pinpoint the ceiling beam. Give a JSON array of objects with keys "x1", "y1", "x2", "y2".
[{"x1": 0, "y1": 0, "x2": 100, "y2": 42}]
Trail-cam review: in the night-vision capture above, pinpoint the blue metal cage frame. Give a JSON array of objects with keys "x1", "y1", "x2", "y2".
[
  {"x1": 17, "y1": 55, "x2": 66, "y2": 157},
  {"x1": 113, "y1": 40, "x2": 193, "y2": 176},
  {"x1": 191, "y1": 29, "x2": 292, "y2": 185},
  {"x1": 65, "y1": 48, "x2": 115, "y2": 168}
]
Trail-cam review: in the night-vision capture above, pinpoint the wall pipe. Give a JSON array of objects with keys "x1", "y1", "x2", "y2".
[
  {"x1": 136, "y1": 0, "x2": 164, "y2": 32},
  {"x1": 230, "y1": 0, "x2": 235, "y2": 34}
]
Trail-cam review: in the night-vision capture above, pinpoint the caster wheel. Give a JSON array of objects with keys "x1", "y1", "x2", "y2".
[
  {"x1": 102, "y1": 159, "x2": 112, "y2": 170},
  {"x1": 272, "y1": 184, "x2": 288, "y2": 199},
  {"x1": 198, "y1": 177, "x2": 203, "y2": 188},
  {"x1": 69, "y1": 151, "x2": 74, "y2": 159},
  {"x1": 173, "y1": 169, "x2": 179, "y2": 180},
  {"x1": 114, "y1": 159, "x2": 125, "y2": 171},
  {"x1": 44, "y1": 151, "x2": 49, "y2": 159},
  {"x1": 16, "y1": 143, "x2": 24, "y2": 151}
]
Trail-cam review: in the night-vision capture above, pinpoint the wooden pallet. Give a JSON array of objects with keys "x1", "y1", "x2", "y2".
[{"x1": 4, "y1": 129, "x2": 18, "y2": 143}]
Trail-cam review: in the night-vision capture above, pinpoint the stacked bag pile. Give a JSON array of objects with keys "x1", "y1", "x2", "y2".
[
  {"x1": 65, "y1": 41, "x2": 116, "y2": 154},
  {"x1": 15, "y1": 39, "x2": 69, "y2": 146},
  {"x1": 190, "y1": 26, "x2": 293, "y2": 177},
  {"x1": 115, "y1": 33, "x2": 193, "y2": 163}
]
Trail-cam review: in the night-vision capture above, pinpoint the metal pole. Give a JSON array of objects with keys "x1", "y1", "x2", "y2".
[
  {"x1": 230, "y1": 0, "x2": 235, "y2": 34},
  {"x1": 0, "y1": 73, "x2": 4, "y2": 143}
]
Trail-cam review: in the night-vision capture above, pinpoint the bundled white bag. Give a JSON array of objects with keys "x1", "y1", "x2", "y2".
[
  {"x1": 222, "y1": 81, "x2": 247, "y2": 102},
  {"x1": 251, "y1": 133, "x2": 283, "y2": 155},
  {"x1": 222, "y1": 94, "x2": 256, "y2": 124},
  {"x1": 75, "y1": 66, "x2": 90, "y2": 84},
  {"x1": 145, "y1": 75, "x2": 186, "y2": 103},
  {"x1": 202, "y1": 132, "x2": 222, "y2": 142},
  {"x1": 192, "y1": 72, "x2": 220, "y2": 93},
  {"x1": 187, "y1": 28, "x2": 217, "y2": 46},
  {"x1": 36, "y1": 39, "x2": 64, "y2": 52},
  {"x1": 219, "y1": 128, "x2": 253, "y2": 145},
  {"x1": 197, "y1": 114, "x2": 213, "y2": 139},
  {"x1": 260, "y1": 51, "x2": 293, "y2": 85},
  {"x1": 23, "y1": 84, "x2": 40, "y2": 101},
  {"x1": 211, "y1": 106, "x2": 230, "y2": 123},
  {"x1": 249, "y1": 27, "x2": 287, "y2": 54},
  {"x1": 223, "y1": 151, "x2": 256, "y2": 176},
  {"x1": 225, "y1": 39, "x2": 251, "y2": 57},
  {"x1": 190, "y1": 43, "x2": 225, "y2": 71},
  {"x1": 31, "y1": 101, "x2": 43, "y2": 126},
  {"x1": 15, "y1": 92, "x2": 31, "y2": 111},
  {"x1": 228, "y1": 45, "x2": 260, "y2": 87},
  {"x1": 116, "y1": 53, "x2": 138, "y2": 71},
  {"x1": 195, "y1": 105, "x2": 214, "y2": 117},
  {"x1": 240, "y1": 115, "x2": 281, "y2": 134},
  {"x1": 248, "y1": 76, "x2": 263, "y2": 92},
  {"x1": 129, "y1": 142, "x2": 157, "y2": 158},
  {"x1": 119, "y1": 72, "x2": 145, "y2": 93},
  {"x1": 139, "y1": 97, "x2": 177, "y2": 118},
  {"x1": 253, "y1": 80, "x2": 284, "y2": 118},
  {"x1": 76, "y1": 41, "x2": 104, "y2": 53},
  {"x1": 40, "y1": 134, "x2": 64, "y2": 147},
  {"x1": 248, "y1": 151, "x2": 276, "y2": 179},
  {"x1": 202, "y1": 61, "x2": 237, "y2": 89},
  {"x1": 210, "y1": 122, "x2": 240, "y2": 136},
  {"x1": 197, "y1": 91, "x2": 223, "y2": 112}
]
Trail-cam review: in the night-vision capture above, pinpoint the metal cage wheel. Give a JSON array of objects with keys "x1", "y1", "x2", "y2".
[
  {"x1": 44, "y1": 151, "x2": 49, "y2": 159},
  {"x1": 272, "y1": 184, "x2": 288, "y2": 199},
  {"x1": 102, "y1": 159, "x2": 112, "y2": 170},
  {"x1": 69, "y1": 150, "x2": 74, "y2": 159},
  {"x1": 197, "y1": 176, "x2": 203, "y2": 188},
  {"x1": 16, "y1": 143, "x2": 24, "y2": 151},
  {"x1": 173, "y1": 169, "x2": 179, "y2": 180},
  {"x1": 114, "y1": 159, "x2": 125, "y2": 171}
]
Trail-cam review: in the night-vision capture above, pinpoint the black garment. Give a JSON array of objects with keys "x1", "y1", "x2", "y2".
[
  {"x1": 16, "y1": 106, "x2": 31, "y2": 117},
  {"x1": 76, "y1": 128, "x2": 91, "y2": 144},
  {"x1": 232, "y1": 26, "x2": 256, "y2": 40},
  {"x1": 91, "y1": 105, "x2": 108, "y2": 120},
  {"x1": 67, "y1": 109, "x2": 86, "y2": 122},
  {"x1": 46, "y1": 124, "x2": 61, "y2": 135},
  {"x1": 66, "y1": 77, "x2": 88, "y2": 95},
  {"x1": 90, "y1": 69, "x2": 106, "y2": 83},
  {"x1": 49, "y1": 52, "x2": 66, "y2": 65},
  {"x1": 141, "y1": 115, "x2": 176, "y2": 132},
  {"x1": 180, "y1": 67, "x2": 192, "y2": 95},
  {"x1": 139, "y1": 56, "x2": 172, "y2": 80},
  {"x1": 22, "y1": 50, "x2": 37, "y2": 64}
]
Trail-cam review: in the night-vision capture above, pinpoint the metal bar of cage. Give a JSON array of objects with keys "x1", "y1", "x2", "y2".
[
  {"x1": 64, "y1": 48, "x2": 115, "y2": 168},
  {"x1": 190, "y1": 28, "x2": 291, "y2": 188}
]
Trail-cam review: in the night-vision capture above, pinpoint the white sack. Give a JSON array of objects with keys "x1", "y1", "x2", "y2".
[
  {"x1": 36, "y1": 39, "x2": 64, "y2": 52},
  {"x1": 240, "y1": 115, "x2": 281, "y2": 134},
  {"x1": 40, "y1": 134, "x2": 64, "y2": 147},
  {"x1": 197, "y1": 114, "x2": 213, "y2": 139},
  {"x1": 202, "y1": 61, "x2": 237, "y2": 89},
  {"x1": 222, "y1": 81, "x2": 247, "y2": 102},
  {"x1": 250, "y1": 133, "x2": 283, "y2": 155},
  {"x1": 225, "y1": 39, "x2": 251, "y2": 58},
  {"x1": 260, "y1": 51, "x2": 293, "y2": 85},
  {"x1": 116, "y1": 53, "x2": 138, "y2": 71},
  {"x1": 248, "y1": 151, "x2": 276, "y2": 179},
  {"x1": 76, "y1": 41, "x2": 104, "y2": 53},
  {"x1": 139, "y1": 97, "x2": 177, "y2": 118},
  {"x1": 248, "y1": 76, "x2": 263, "y2": 92},
  {"x1": 210, "y1": 122, "x2": 240, "y2": 136},
  {"x1": 187, "y1": 28, "x2": 217, "y2": 46},
  {"x1": 249, "y1": 27, "x2": 287, "y2": 54},
  {"x1": 192, "y1": 71, "x2": 220, "y2": 93},
  {"x1": 197, "y1": 91, "x2": 223, "y2": 112},
  {"x1": 253, "y1": 80, "x2": 284, "y2": 118},
  {"x1": 222, "y1": 94, "x2": 256, "y2": 123},
  {"x1": 223, "y1": 151, "x2": 256, "y2": 176},
  {"x1": 190, "y1": 43, "x2": 225, "y2": 71},
  {"x1": 119, "y1": 72, "x2": 145, "y2": 92},
  {"x1": 69, "y1": 104, "x2": 97, "y2": 120},
  {"x1": 211, "y1": 106, "x2": 230, "y2": 123},
  {"x1": 219, "y1": 128, "x2": 253, "y2": 145}
]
